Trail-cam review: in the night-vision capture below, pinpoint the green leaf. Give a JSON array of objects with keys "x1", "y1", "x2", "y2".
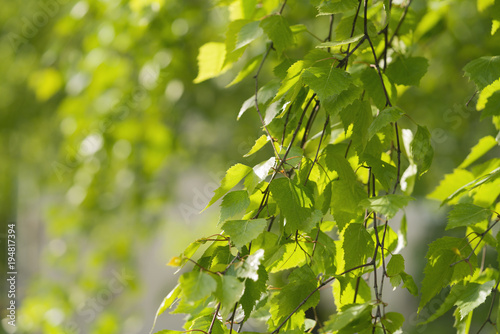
[
  {"x1": 446, "y1": 204, "x2": 491, "y2": 230},
  {"x1": 236, "y1": 20, "x2": 263, "y2": 50},
  {"x1": 194, "y1": 42, "x2": 228, "y2": 83},
  {"x1": 302, "y1": 65, "x2": 352, "y2": 101},
  {"x1": 179, "y1": 271, "x2": 217, "y2": 302},
  {"x1": 168, "y1": 238, "x2": 207, "y2": 268},
  {"x1": 308, "y1": 230, "x2": 337, "y2": 276},
  {"x1": 360, "y1": 195, "x2": 414, "y2": 220},
  {"x1": 240, "y1": 264, "x2": 268, "y2": 321},
  {"x1": 477, "y1": 79, "x2": 500, "y2": 109},
  {"x1": 443, "y1": 167, "x2": 500, "y2": 205},
  {"x1": 419, "y1": 284, "x2": 467, "y2": 325},
  {"x1": 463, "y1": 56, "x2": 500, "y2": 90},
  {"x1": 481, "y1": 91, "x2": 500, "y2": 119},
  {"x1": 150, "y1": 284, "x2": 182, "y2": 334},
  {"x1": 339, "y1": 100, "x2": 373, "y2": 152},
  {"x1": 455, "y1": 281, "x2": 495, "y2": 320},
  {"x1": 386, "y1": 56, "x2": 429, "y2": 86},
  {"x1": 227, "y1": 55, "x2": 263, "y2": 87},
  {"x1": 360, "y1": 67, "x2": 396, "y2": 110},
  {"x1": 368, "y1": 107, "x2": 404, "y2": 139},
  {"x1": 219, "y1": 190, "x2": 250, "y2": 224},
  {"x1": 260, "y1": 15, "x2": 294, "y2": 56},
  {"x1": 204, "y1": 164, "x2": 253, "y2": 210},
  {"x1": 325, "y1": 144, "x2": 357, "y2": 182},
  {"x1": 382, "y1": 312, "x2": 405, "y2": 333},
  {"x1": 419, "y1": 237, "x2": 477, "y2": 311},
  {"x1": 411, "y1": 125, "x2": 434, "y2": 176},
  {"x1": 316, "y1": 34, "x2": 365, "y2": 48},
  {"x1": 322, "y1": 84, "x2": 363, "y2": 117},
  {"x1": 458, "y1": 135, "x2": 498, "y2": 168},
  {"x1": 362, "y1": 153, "x2": 397, "y2": 191},
  {"x1": 269, "y1": 178, "x2": 315, "y2": 233},
  {"x1": 243, "y1": 134, "x2": 269, "y2": 157},
  {"x1": 330, "y1": 179, "x2": 367, "y2": 230},
  {"x1": 271, "y1": 266, "x2": 320, "y2": 322},
  {"x1": 343, "y1": 223, "x2": 375, "y2": 270},
  {"x1": 316, "y1": 0, "x2": 359, "y2": 15},
  {"x1": 215, "y1": 275, "x2": 245, "y2": 313},
  {"x1": 387, "y1": 254, "x2": 405, "y2": 276},
  {"x1": 267, "y1": 242, "x2": 308, "y2": 273},
  {"x1": 401, "y1": 272, "x2": 418, "y2": 296},
  {"x1": 324, "y1": 303, "x2": 373, "y2": 331},
  {"x1": 222, "y1": 219, "x2": 267, "y2": 249},
  {"x1": 427, "y1": 169, "x2": 475, "y2": 202}
]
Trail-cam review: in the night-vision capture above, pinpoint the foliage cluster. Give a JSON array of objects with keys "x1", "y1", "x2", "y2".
[{"x1": 153, "y1": 0, "x2": 500, "y2": 333}]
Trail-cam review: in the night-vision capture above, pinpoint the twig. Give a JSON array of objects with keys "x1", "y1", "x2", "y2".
[
  {"x1": 208, "y1": 303, "x2": 221, "y2": 334},
  {"x1": 476, "y1": 281, "x2": 500, "y2": 333}
]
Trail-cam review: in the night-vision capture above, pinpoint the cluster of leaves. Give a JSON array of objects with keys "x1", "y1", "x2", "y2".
[
  {"x1": 151, "y1": 0, "x2": 442, "y2": 333},
  {"x1": 418, "y1": 12, "x2": 500, "y2": 330}
]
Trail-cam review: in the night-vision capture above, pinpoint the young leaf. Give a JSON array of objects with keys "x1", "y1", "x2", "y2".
[
  {"x1": 236, "y1": 20, "x2": 263, "y2": 50},
  {"x1": 446, "y1": 203, "x2": 491, "y2": 230},
  {"x1": 240, "y1": 265, "x2": 268, "y2": 321},
  {"x1": 324, "y1": 303, "x2": 373, "y2": 332},
  {"x1": 382, "y1": 312, "x2": 405, "y2": 333},
  {"x1": 339, "y1": 100, "x2": 373, "y2": 151},
  {"x1": 302, "y1": 65, "x2": 352, "y2": 101},
  {"x1": 360, "y1": 195, "x2": 414, "y2": 220},
  {"x1": 401, "y1": 272, "x2": 418, "y2": 296},
  {"x1": 269, "y1": 177, "x2": 315, "y2": 233},
  {"x1": 455, "y1": 280, "x2": 495, "y2": 320},
  {"x1": 204, "y1": 163, "x2": 253, "y2": 210},
  {"x1": 243, "y1": 134, "x2": 269, "y2": 157},
  {"x1": 330, "y1": 179, "x2": 367, "y2": 230},
  {"x1": 419, "y1": 237, "x2": 477, "y2": 312},
  {"x1": 194, "y1": 42, "x2": 228, "y2": 83},
  {"x1": 411, "y1": 125, "x2": 433, "y2": 176},
  {"x1": 260, "y1": 15, "x2": 294, "y2": 56},
  {"x1": 386, "y1": 56, "x2": 429, "y2": 86},
  {"x1": 150, "y1": 284, "x2": 182, "y2": 334},
  {"x1": 463, "y1": 56, "x2": 500, "y2": 90},
  {"x1": 179, "y1": 271, "x2": 217, "y2": 302},
  {"x1": 458, "y1": 135, "x2": 498, "y2": 169},
  {"x1": 222, "y1": 218, "x2": 267, "y2": 249},
  {"x1": 419, "y1": 284, "x2": 467, "y2": 325},
  {"x1": 219, "y1": 190, "x2": 250, "y2": 224},
  {"x1": 367, "y1": 107, "x2": 404, "y2": 139},
  {"x1": 215, "y1": 275, "x2": 245, "y2": 313},
  {"x1": 271, "y1": 265, "x2": 320, "y2": 322},
  {"x1": 227, "y1": 55, "x2": 263, "y2": 87},
  {"x1": 316, "y1": 34, "x2": 365, "y2": 48},
  {"x1": 387, "y1": 254, "x2": 405, "y2": 276},
  {"x1": 316, "y1": 0, "x2": 359, "y2": 15},
  {"x1": 343, "y1": 223, "x2": 375, "y2": 270},
  {"x1": 427, "y1": 169, "x2": 475, "y2": 202}
]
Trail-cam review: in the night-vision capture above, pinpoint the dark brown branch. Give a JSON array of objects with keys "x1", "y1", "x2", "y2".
[{"x1": 208, "y1": 303, "x2": 221, "y2": 334}]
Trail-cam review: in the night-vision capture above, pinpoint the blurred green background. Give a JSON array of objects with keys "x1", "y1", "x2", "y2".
[{"x1": 0, "y1": 0, "x2": 499, "y2": 333}]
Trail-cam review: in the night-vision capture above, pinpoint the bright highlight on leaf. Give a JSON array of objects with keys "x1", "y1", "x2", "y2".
[{"x1": 194, "y1": 42, "x2": 228, "y2": 83}]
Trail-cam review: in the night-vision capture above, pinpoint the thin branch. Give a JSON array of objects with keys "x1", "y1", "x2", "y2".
[
  {"x1": 271, "y1": 277, "x2": 335, "y2": 334},
  {"x1": 476, "y1": 281, "x2": 500, "y2": 333},
  {"x1": 450, "y1": 218, "x2": 499, "y2": 267},
  {"x1": 304, "y1": 116, "x2": 330, "y2": 186},
  {"x1": 229, "y1": 302, "x2": 239, "y2": 334},
  {"x1": 208, "y1": 303, "x2": 221, "y2": 334},
  {"x1": 392, "y1": 122, "x2": 402, "y2": 194}
]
